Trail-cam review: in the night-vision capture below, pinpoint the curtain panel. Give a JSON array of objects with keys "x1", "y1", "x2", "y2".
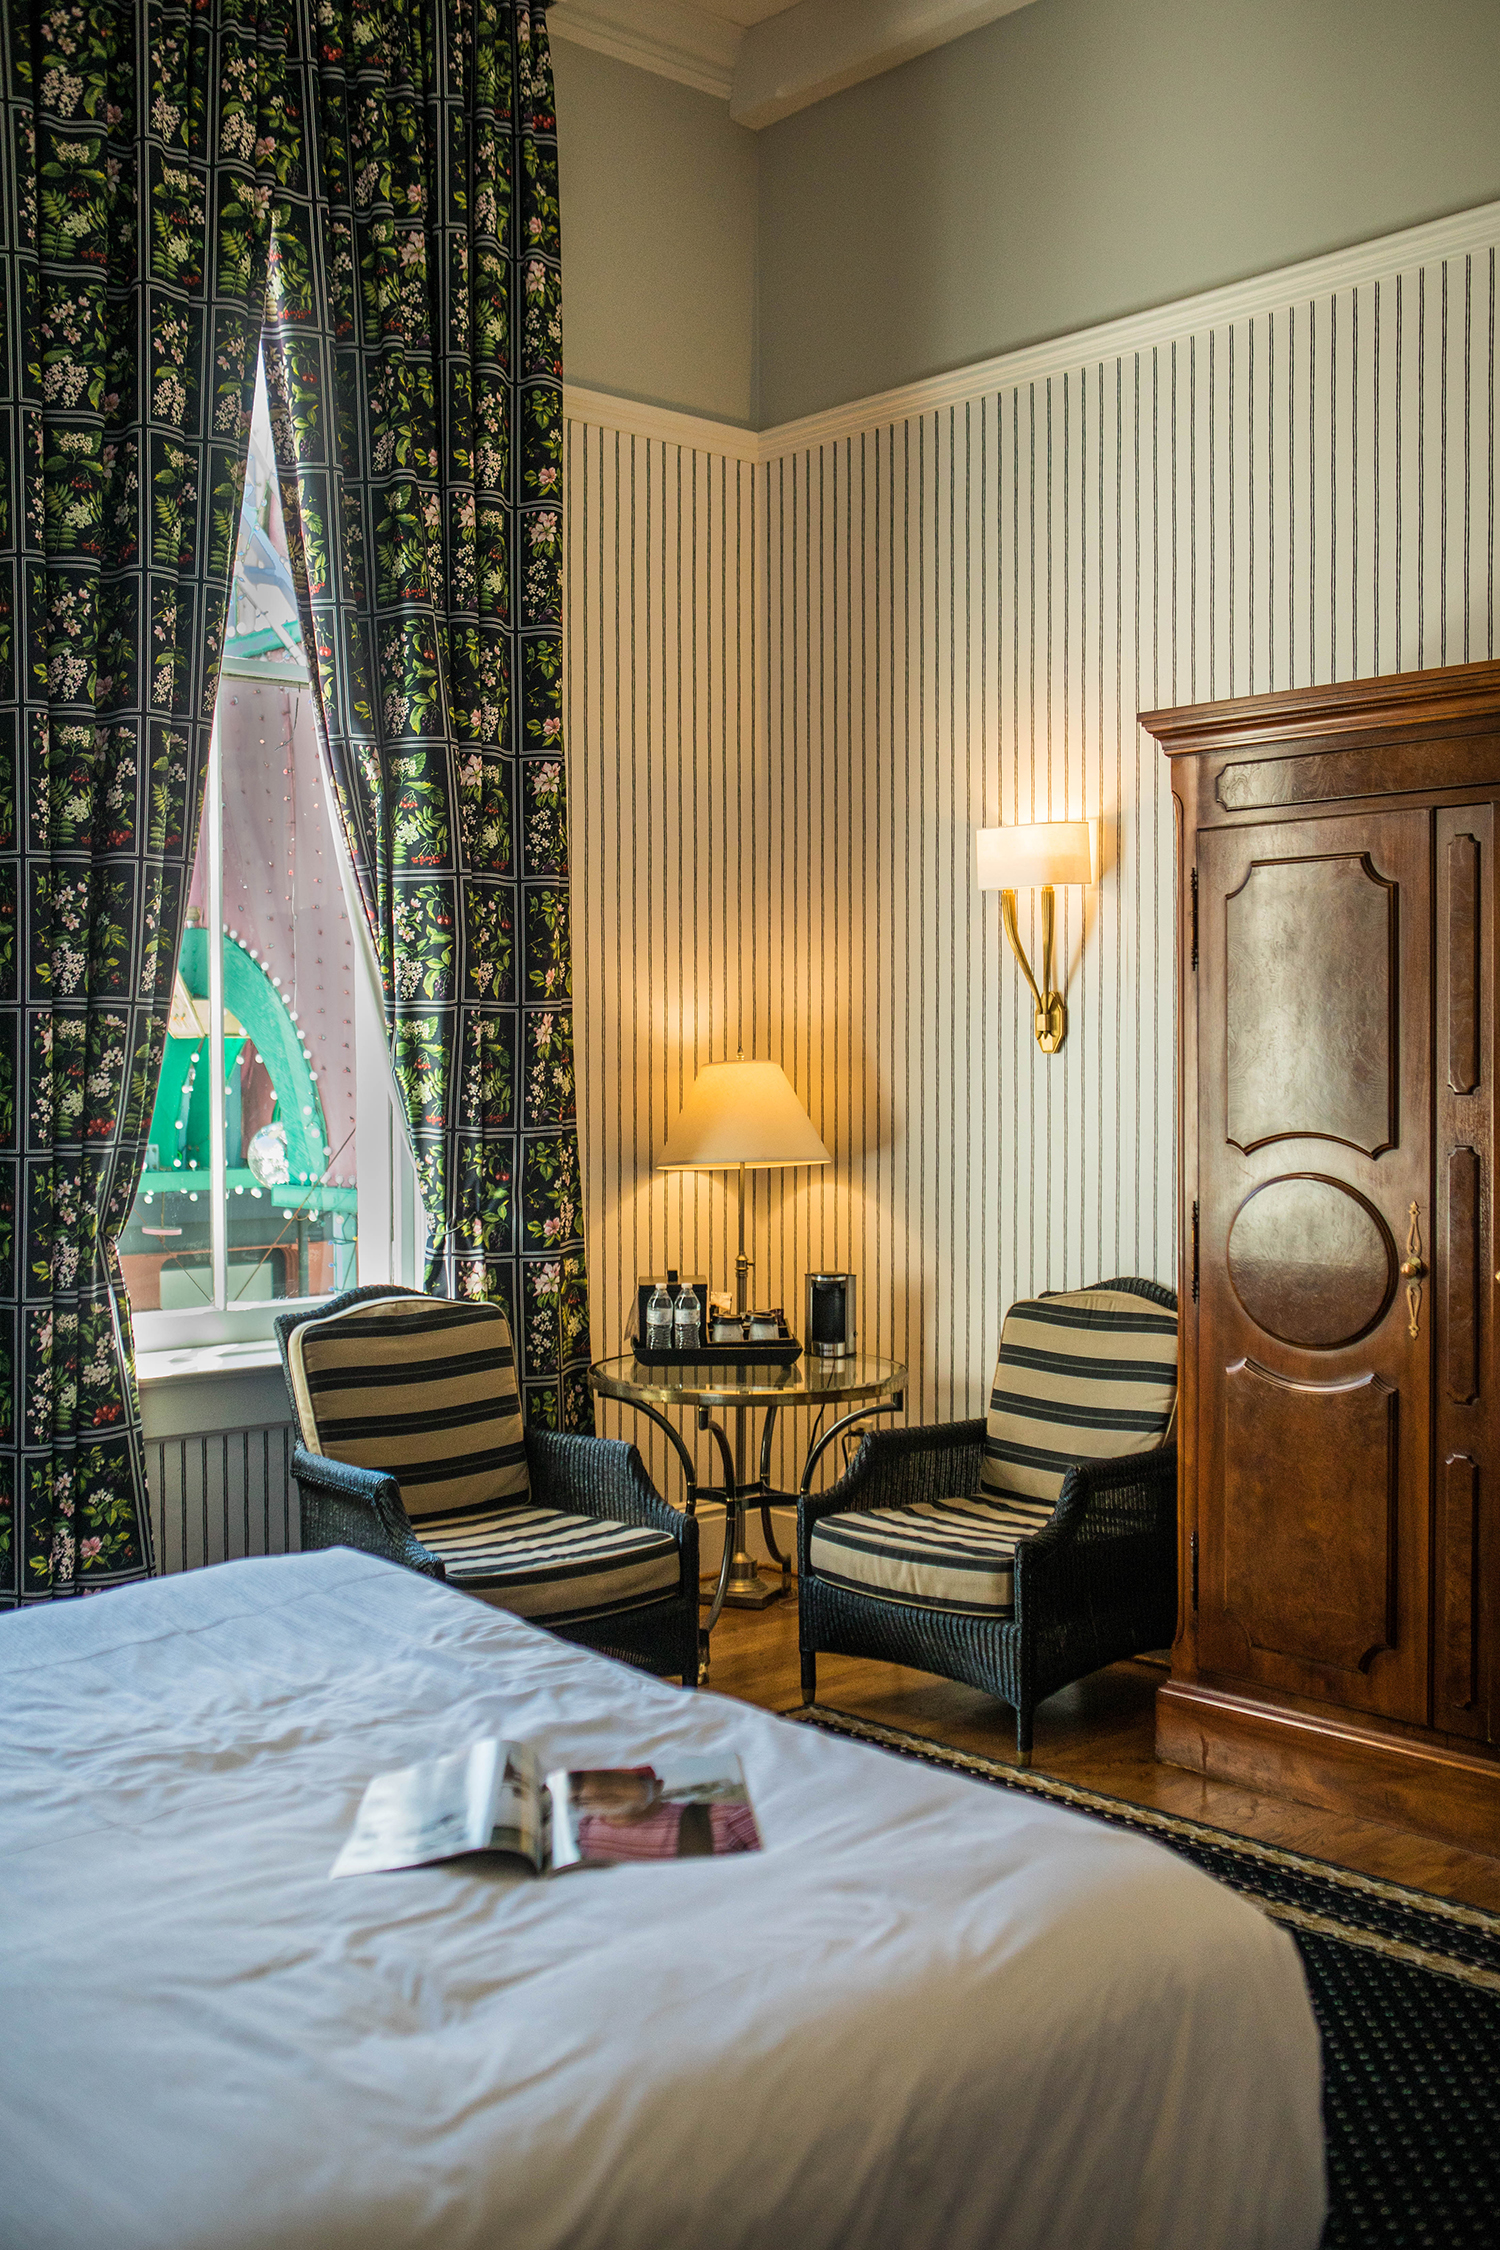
[
  {"x1": 0, "y1": 0, "x2": 290, "y2": 1603},
  {"x1": 264, "y1": 0, "x2": 589, "y2": 1431}
]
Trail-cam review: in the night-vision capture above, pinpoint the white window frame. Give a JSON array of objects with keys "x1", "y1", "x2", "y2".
[{"x1": 130, "y1": 648, "x2": 426, "y2": 1356}]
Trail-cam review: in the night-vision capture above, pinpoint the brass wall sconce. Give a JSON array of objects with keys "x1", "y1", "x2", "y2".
[{"x1": 975, "y1": 819, "x2": 1100, "y2": 1054}]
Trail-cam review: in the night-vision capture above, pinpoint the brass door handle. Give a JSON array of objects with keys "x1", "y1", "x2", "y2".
[{"x1": 1404, "y1": 1204, "x2": 1424, "y2": 1339}]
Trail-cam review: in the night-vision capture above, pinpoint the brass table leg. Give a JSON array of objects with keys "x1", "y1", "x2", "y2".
[
  {"x1": 698, "y1": 1405, "x2": 784, "y2": 1614},
  {"x1": 698, "y1": 1408, "x2": 738, "y2": 1633},
  {"x1": 757, "y1": 1404, "x2": 791, "y2": 1590}
]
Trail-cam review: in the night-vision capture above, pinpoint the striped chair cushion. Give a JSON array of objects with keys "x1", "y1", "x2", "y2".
[
  {"x1": 979, "y1": 1281, "x2": 1178, "y2": 1519},
  {"x1": 286, "y1": 1294, "x2": 530, "y2": 1520},
  {"x1": 809, "y1": 1281, "x2": 1177, "y2": 1618},
  {"x1": 809, "y1": 1496, "x2": 1025, "y2": 1616},
  {"x1": 418, "y1": 1501, "x2": 681, "y2": 1624}
]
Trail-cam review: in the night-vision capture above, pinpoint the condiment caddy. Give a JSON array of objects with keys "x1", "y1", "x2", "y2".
[{"x1": 628, "y1": 1273, "x2": 803, "y2": 1366}]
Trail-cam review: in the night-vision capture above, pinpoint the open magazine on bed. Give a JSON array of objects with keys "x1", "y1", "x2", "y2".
[{"x1": 330, "y1": 1739, "x2": 762, "y2": 1877}]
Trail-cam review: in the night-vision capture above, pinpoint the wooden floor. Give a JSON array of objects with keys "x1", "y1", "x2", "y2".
[{"x1": 703, "y1": 1589, "x2": 1500, "y2": 1911}]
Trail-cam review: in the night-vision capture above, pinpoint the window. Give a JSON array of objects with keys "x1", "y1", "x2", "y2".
[{"x1": 122, "y1": 366, "x2": 424, "y2": 1351}]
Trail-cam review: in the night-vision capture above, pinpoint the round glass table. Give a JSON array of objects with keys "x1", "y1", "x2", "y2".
[{"x1": 588, "y1": 1352, "x2": 906, "y2": 1675}]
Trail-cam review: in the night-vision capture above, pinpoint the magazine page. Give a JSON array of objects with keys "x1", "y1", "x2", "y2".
[
  {"x1": 330, "y1": 1738, "x2": 540, "y2": 1877},
  {"x1": 489, "y1": 1740, "x2": 545, "y2": 1865},
  {"x1": 547, "y1": 1755, "x2": 761, "y2": 1870}
]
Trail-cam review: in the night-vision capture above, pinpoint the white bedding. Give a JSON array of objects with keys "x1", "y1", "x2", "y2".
[{"x1": 0, "y1": 1550, "x2": 1325, "y2": 2250}]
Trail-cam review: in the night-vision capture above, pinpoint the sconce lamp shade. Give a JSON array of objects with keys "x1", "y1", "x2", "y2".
[
  {"x1": 975, "y1": 818, "x2": 1099, "y2": 891},
  {"x1": 658, "y1": 1060, "x2": 831, "y2": 1171}
]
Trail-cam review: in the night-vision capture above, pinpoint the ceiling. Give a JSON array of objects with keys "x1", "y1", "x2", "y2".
[
  {"x1": 550, "y1": 0, "x2": 1043, "y2": 129},
  {"x1": 689, "y1": 0, "x2": 804, "y2": 24}
]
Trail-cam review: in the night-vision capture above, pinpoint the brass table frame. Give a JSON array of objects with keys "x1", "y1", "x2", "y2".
[{"x1": 587, "y1": 1355, "x2": 907, "y2": 1682}]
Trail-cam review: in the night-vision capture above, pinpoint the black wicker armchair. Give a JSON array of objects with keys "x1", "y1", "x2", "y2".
[
  {"x1": 797, "y1": 1280, "x2": 1178, "y2": 1760},
  {"x1": 276, "y1": 1285, "x2": 700, "y2": 1685}
]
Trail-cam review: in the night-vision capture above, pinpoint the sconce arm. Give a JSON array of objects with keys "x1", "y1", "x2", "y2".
[
  {"x1": 999, "y1": 885, "x2": 1068, "y2": 1056},
  {"x1": 999, "y1": 888, "x2": 1046, "y2": 1011}
]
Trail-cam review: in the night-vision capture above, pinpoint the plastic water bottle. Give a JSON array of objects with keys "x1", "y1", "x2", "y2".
[
  {"x1": 674, "y1": 1282, "x2": 702, "y2": 1352},
  {"x1": 645, "y1": 1278, "x2": 674, "y2": 1351}
]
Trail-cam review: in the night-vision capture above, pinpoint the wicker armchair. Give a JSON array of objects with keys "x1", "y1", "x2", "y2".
[
  {"x1": 797, "y1": 1280, "x2": 1178, "y2": 1759},
  {"x1": 276, "y1": 1285, "x2": 700, "y2": 1684}
]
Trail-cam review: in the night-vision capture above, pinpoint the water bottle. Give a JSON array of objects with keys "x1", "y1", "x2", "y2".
[
  {"x1": 645, "y1": 1277, "x2": 674, "y2": 1351},
  {"x1": 674, "y1": 1281, "x2": 702, "y2": 1352}
]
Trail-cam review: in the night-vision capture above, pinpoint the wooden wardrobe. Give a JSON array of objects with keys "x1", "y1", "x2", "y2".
[{"x1": 1143, "y1": 661, "x2": 1500, "y2": 1857}]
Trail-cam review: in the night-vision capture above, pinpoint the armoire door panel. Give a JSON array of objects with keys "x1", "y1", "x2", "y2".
[
  {"x1": 1433, "y1": 803, "x2": 1496, "y2": 1745},
  {"x1": 1447, "y1": 831, "x2": 1481, "y2": 1093},
  {"x1": 1223, "y1": 852, "x2": 1396, "y2": 1156},
  {"x1": 1220, "y1": 1360, "x2": 1397, "y2": 1676},
  {"x1": 1439, "y1": 1454, "x2": 1481, "y2": 1726},
  {"x1": 1197, "y1": 808, "x2": 1432, "y2": 1725},
  {"x1": 1446, "y1": 1146, "x2": 1480, "y2": 1404}
]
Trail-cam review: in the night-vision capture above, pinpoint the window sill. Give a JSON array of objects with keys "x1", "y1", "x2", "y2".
[
  {"x1": 131, "y1": 1297, "x2": 333, "y2": 1359},
  {"x1": 136, "y1": 1341, "x2": 293, "y2": 1443},
  {"x1": 137, "y1": 1341, "x2": 284, "y2": 1387}
]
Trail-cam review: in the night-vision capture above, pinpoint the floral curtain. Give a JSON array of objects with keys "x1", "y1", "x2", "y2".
[
  {"x1": 264, "y1": 0, "x2": 589, "y2": 1429},
  {"x1": 0, "y1": 0, "x2": 291, "y2": 1603}
]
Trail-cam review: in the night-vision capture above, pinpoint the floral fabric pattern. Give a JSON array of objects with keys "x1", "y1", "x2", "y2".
[
  {"x1": 0, "y1": 0, "x2": 291, "y2": 1603},
  {"x1": 265, "y1": 0, "x2": 588, "y2": 1429}
]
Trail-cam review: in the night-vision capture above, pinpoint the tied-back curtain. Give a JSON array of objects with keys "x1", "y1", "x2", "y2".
[
  {"x1": 264, "y1": 0, "x2": 589, "y2": 1430},
  {"x1": 0, "y1": 0, "x2": 290, "y2": 1603}
]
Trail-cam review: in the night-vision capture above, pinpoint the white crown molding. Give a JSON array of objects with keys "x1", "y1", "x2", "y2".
[
  {"x1": 550, "y1": 0, "x2": 1041, "y2": 125},
  {"x1": 565, "y1": 198, "x2": 1500, "y2": 465},
  {"x1": 730, "y1": 0, "x2": 1039, "y2": 131},
  {"x1": 548, "y1": 0, "x2": 740, "y2": 102}
]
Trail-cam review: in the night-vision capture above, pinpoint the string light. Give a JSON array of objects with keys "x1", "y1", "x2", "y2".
[{"x1": 125, "y1": 652, "x2": 363, "y2": 1306}]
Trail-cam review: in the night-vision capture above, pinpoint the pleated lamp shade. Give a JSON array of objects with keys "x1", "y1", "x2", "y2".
[{"x1": 658, "y1": 1060, "x2": 831, "y2": 1171}]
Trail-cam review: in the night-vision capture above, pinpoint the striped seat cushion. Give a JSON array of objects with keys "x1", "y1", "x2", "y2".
[
  {"x1": 286, "y1": 1295, "x2": 530, "y2": 1520},
  {"x1": 809, "y1": 1496, "x2": 1026, "y2": 1616},
  {"x1": 418, "y1": 1501, "x2": 681, "y2": 1624},
  {"x1": 980, "y1": 1280, "x2": 1177, "y2": 1513}
]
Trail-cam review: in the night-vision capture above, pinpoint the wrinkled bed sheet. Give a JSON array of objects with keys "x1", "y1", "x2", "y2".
[{"x1": 0, "y1": 1550, "x2": 1325, "y2": 2250}]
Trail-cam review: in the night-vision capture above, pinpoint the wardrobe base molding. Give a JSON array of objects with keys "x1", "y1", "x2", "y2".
[{"x1": 1156, "y1": 1679, "x2": 1500, "y2": 1858}]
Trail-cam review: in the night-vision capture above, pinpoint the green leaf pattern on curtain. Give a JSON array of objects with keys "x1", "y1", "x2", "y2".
[
  {"x1": 0, "y1": 0, "x2": 290, "y2": 1602},
  {"x1": 264, "y1": 0, "x2": 589, "y2": 1429}
]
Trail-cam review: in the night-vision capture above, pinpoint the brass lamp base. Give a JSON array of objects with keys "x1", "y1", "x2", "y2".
[{"x1": 1034, "y1": 995, "x2": 1066, "y2": 1053}]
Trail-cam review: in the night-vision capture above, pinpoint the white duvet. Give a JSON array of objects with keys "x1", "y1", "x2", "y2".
[{"x1": 0, "y1": 1550, "x2": 1325, "y2": 2250}]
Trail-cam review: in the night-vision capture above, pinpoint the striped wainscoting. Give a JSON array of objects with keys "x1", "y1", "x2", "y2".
[{"x1": 564, "y1": 202, "x2": 1500, "y2": 1508}]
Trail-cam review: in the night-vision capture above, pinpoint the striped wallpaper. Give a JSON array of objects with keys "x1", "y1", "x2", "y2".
[{"x1": 564, "y1": 206, "x2": 1500, "y2": 1507}]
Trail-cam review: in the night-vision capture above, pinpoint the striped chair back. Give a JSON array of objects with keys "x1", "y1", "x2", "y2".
[
  {"x1": 285, "y1": 1295, "x2": 529, "y2": 1519},
  {"x1": 979, "y1": 1280, "x2": 1178, "y2": 1515}
]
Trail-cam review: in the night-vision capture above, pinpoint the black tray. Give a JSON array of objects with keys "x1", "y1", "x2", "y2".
[{"x1": 633, "y1": 1335, "x2": 803, "y2": 1368}]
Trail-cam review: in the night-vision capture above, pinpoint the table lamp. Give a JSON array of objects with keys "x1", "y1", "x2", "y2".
[
  {"x1": 658, "y1": 1057, "x2": 831, "y2": 1315},
  {"x1": 975, "y1": 818, "x2": 1100, "y2": 1053}
]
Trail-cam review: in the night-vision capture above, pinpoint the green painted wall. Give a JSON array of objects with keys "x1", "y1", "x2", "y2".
[
  {"x1": 553, "y1": 39, "x2": 759, "y2": 427},
  {"x1": 755, "y1": 0, "x2": 1500, "y2": 425}
]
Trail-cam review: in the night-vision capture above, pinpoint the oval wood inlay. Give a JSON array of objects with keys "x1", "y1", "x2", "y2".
[{"x1": 1227, "y1": 1175, "x2": 1396, "y2": 1349}]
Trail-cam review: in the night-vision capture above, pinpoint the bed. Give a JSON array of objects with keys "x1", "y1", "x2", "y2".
[{"x1": 0, "y1": 1549, "x2": 1325, "y2": 2249}]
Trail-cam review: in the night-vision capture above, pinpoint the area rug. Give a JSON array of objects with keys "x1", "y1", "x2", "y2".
[{"x1": 791, "y1": 1704, "x2": 1500, "y2": 2250}]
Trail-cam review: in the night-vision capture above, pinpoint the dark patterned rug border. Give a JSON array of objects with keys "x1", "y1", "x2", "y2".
[{"x1": 789, "y1": 1703, "x2": 1500, "y2": 1992}]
